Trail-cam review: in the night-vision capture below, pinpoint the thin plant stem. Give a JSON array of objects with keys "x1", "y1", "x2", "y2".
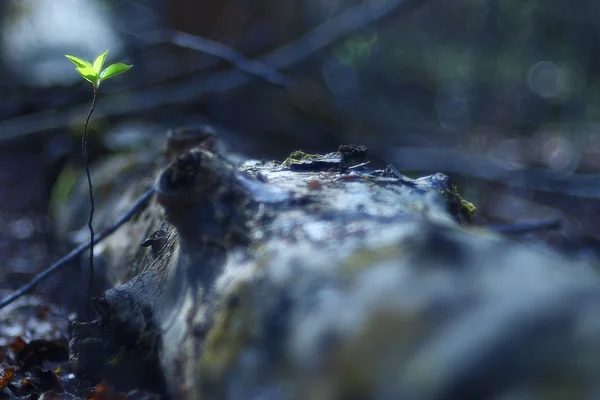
[
  {"x1": 0, "y1": 188, "x2": 155, "y2": 310},
  {"x1": 82, "y1": 86, "x2": 98, "y2": 308}
]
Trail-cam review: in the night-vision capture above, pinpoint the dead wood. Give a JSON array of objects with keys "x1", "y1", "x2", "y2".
[{"x1": 59, "y1": 131, "x2": 600, "y2": 399}]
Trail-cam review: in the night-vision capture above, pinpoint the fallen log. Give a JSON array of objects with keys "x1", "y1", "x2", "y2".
[{"x1": 63, "y1": 129, "x2": 600, "y2": 399}]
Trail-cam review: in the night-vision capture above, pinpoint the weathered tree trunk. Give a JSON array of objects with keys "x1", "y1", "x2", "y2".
[{"x1": 65, "y1": 128, "x2": 600, "y2": 400}]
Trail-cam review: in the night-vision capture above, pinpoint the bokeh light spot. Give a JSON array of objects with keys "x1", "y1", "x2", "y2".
[{"x1": 528, "y1": 61, "x2": 564, "y2": 98}]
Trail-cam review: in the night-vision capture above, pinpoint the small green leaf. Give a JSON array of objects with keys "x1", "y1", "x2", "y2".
[
  {"x1": 99, "y1": 63, "x2": 133, "y2": 82},
  {"x1": 76, "y1": 67, "x2": 99, "y2": 86},
  {"x1": 92, "y1": 50, "x2": 108, "y2": 74},
  {"x1": 65, "y1": 55, "x2": 92, "y2": 69}
]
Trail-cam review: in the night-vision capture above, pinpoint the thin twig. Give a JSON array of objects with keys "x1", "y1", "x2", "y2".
[
  {"x1": 82, "y1": 86, "x2": 98, "y2": 307},
  {"x1": 487, "y1": 217, "x2": 561, "y2": 234},
  {"x1": 386, "y1": 147, "x2": 600, "y2": 198},
  {"x1": 386, "y1": 164, "x2": 404, "y2": 179},
  {"x1": 142, "y1": 29, "x2": 294, "y2": 87},
  {"x1": 348, "y1": 161, "x2": 370, "y2": 169},
  {"x1": 0, "y1": 188, "x2": 155, "y2": 310}
]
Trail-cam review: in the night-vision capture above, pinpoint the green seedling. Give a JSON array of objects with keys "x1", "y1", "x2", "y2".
[{"x1": 65, "y1": 50, "x2": 132, "y2": 309}]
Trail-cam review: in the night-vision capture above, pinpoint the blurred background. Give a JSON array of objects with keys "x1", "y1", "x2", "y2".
[{"x1": 1, "y1": 0, "x2": 600, "y2": 304}]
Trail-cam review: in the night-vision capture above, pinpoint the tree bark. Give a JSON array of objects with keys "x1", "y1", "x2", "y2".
[{"x1": 65, "y1": 129, "x2": 600, "y2": 400}]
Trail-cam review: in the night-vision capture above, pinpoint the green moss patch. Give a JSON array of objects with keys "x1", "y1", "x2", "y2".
[
  {"x1": 281, "y1": 150, "x2": 325, "y2": 167},
  {"x1": 440, "y1": 184, "x2": 477, "y2": 224},
  {"x1": 200, "y1": 284, "x2": 253, "y2": 384}
]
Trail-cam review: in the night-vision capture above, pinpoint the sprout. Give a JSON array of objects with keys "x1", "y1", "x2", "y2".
[
  {"x1": 65, "y1": 50, "x2": 132, "y2": 88},
  {"x1": 65, "y1": 50, "x2": 133, "y2": 313}
]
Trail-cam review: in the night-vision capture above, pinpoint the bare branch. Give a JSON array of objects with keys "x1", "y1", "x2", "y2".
[
  {"x1": 0, "y1": 188, "x2": 155, "y2": 310},
  {"x1": 387, "y1": 147, "x2": 600, "y2": 198},
  {"x1": 141, "y1": 29, "x2": 293, "y2": 87}
]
